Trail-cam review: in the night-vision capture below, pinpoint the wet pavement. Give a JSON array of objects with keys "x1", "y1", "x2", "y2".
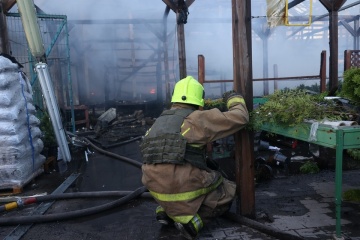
[{"x1": 0, "y1": 140, "x2": 360, "y2": 239}]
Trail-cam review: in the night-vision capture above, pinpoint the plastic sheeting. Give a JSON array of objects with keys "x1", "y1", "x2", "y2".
[
  {"x1": 0, "y1": 56, "x2": 45, "y2": 189},
  {"x1": 266, "y1": 0, "x2": 285, "y2": 27}
]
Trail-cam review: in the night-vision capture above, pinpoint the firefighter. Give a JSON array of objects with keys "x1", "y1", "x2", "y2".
[{"x1": 140, "y1": 76, "x2": 249, "y2": 239}]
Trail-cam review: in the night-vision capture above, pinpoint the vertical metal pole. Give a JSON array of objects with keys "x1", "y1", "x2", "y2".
[
  {"x1": 354, "y1": 17, "x2": 359, "y2": 50},
  {"x1": 232, "y1": 0, "x2": 255, "y2": 217},
  {"x1": 65, "y1": 17, "x2": 75, "y2": 133},
  {"x1": 329, "y1": 10, "x2": 339, "y2": 92},
  {"x1": 273, "y1": 64, "x2": 278, "y2": 91},
  {"x1": 335, "y1": 129, "x2": 344, "y2": 238},
  {"x1": 263, "y1": 38, "x2": 269, "y2": 95}
]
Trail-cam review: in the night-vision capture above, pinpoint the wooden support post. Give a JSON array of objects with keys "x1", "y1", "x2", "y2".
[
  {"x1": 162, "y1": 0, "x2": 190, "y2": 80},
  {"x1": 198, "y1": 54, "x2": 205, "y2": 85},
  {"x1": 177, "y1": 20, "x2": 187, "y2": 79},
  {"x1": 319, "y1": 0, "x2": 346, "y2": 94},
  {"x1": 3, "y1": 0, "x2": 16, "y2": 12},
  {"x1": 232, "y1": 0, "x2": 255, "y2": 218},
  {"x1": 320, "y1": 50, "x2": 327, "y2": 93},
  {"x1": 344, "y1": 49, "x2": 351, "y2": 71},
  {"x1": 0, "y1": 1, "x2": 10, "y2": 54},
  {"x1": 329, "y1": 9, "x2": 339, "y2": 93},
  {"x1": 163, "y1": 6, "x2": 171, "y2": 105}
]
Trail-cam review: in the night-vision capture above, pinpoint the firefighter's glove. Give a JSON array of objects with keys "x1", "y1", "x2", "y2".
[{"x1": 222, "y1": 90, "x2": 245, "y2": 109}]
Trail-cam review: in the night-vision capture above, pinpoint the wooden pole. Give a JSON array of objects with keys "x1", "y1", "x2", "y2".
[
  {"x1": 163, "y1": 6, "x2": 171, "y2": 105},
  {"x1": 320, "y1": 50, "x2": 327, "y2": 93},
  {"x1": 319, "y1": 0, "x2": 346, "y2": 94},
  {"x1": 231, "y1": 0, "x2": 255, "y2": 218},
  {"x1": 198, "y1": 54, "x2": 205, "y2": 85},
  {"x1": 177, "y1": 17, "x2": 187, "y2": 79},
  {"x1": 0, "y1": 1, "x2": 10, "y2": 54}
]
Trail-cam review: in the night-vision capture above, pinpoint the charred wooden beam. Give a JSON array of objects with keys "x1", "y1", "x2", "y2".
[
  {"x1": 0, "y1": 2, "x2": 10, "y2": 54},
  {"x1": 162, "y1": 0, "x2": 177, "y2": 12},
  {"x1": 186, "y1": 0, "x2": 195, "y2": 7},
  {"x1": 3, "y1": 0, "x2": 15, "y2": 12}
]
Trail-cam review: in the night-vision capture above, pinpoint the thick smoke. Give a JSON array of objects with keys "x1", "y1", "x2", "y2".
[{"x1": 31, "y1": 0, "x2": 360, "y2": 100}]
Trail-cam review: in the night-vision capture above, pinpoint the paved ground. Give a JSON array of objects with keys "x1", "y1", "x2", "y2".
[{"x1": 1, "y1": 140, "x2": 360, "y2": 240}]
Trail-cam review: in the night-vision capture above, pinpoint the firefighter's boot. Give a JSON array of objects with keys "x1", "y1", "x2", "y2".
[
  {"x1": 174, "y1": 214, "x2": 203, "y2": 240},
  {"x1": 155, "y1": 206, "x2": 174, "y2": 226}
]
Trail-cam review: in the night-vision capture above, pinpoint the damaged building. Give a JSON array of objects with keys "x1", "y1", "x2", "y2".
[{"x1": 0, "y1": 0, "x2": 360, "y2": 240}]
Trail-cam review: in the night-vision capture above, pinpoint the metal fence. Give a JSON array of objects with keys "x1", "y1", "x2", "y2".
[{"x1": 6, "y1": 13, "x2": 74, "y2": 131}]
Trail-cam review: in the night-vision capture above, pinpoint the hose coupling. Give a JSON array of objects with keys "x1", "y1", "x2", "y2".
[{"x1": 16, "y1": 198, "x2": 24, "y2": 208}]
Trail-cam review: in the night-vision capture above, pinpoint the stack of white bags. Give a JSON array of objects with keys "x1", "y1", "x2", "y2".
[{"x1": 0, "y1": 54, "x2": 45, "y2": 190}]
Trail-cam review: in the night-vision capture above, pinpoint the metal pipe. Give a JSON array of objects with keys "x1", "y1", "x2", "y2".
[
  {"x1": 16, "y1": 0, "x2": 45, "y2": 60},
  {"x1": 35, "y1": 63, "x2": 71, "y2": 162}
]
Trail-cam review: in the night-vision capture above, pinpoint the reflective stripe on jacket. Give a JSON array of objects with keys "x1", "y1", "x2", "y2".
[{"x1": 141, "y1": 100, "x2": 249, "y2": 224}]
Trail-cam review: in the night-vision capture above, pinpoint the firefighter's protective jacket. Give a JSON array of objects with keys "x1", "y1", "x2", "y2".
[{"x1": 141, "y1": 99, "x2": 249, "y2": 224}]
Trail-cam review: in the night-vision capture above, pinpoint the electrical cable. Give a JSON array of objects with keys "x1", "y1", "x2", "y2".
[{"x1": 0, "y1": 186, "x2": 147, "y2": 226}]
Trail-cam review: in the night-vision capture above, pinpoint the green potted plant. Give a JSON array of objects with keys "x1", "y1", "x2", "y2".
[{"x1": 40, "y1": 111, "x2": 57, "y2": 158}]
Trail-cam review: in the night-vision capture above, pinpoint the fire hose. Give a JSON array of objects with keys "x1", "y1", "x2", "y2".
[
  {"x1": 0, "y1": 186, "x2": 146, "y2": 225},
  {"x1": 0, "y1": 190, "x2": 152, "y2": 213},
  {"x1": 0, "y1": 136, "x2": 145, "y2": 225},
  {"x1": 0, "y1": 137, "x2": 304, "y2": 239}
]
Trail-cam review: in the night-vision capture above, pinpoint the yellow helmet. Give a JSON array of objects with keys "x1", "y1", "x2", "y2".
[{"x1": 171, "y1": 76, "x2": 205, "y2": 107}]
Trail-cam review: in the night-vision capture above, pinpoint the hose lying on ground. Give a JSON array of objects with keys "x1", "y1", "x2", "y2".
[
  {"x1": 0, "y1": 186, "x2": 147, "y2": 226},
  {"x1": 0, "y1": 191, "x2": 152, "y2": 212},
  {"x1": 83, "y1": 137, "x2": 142, "y2": 169},
  {"x1": 0, "y1": 137, "x2": 146, "y2": 215},
  {"x1": 84, "y1": 137, "x2": 305, "y2": 240},
  {"x1": 1, "y1": 135, "x2": 304, "y2": 240}
]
